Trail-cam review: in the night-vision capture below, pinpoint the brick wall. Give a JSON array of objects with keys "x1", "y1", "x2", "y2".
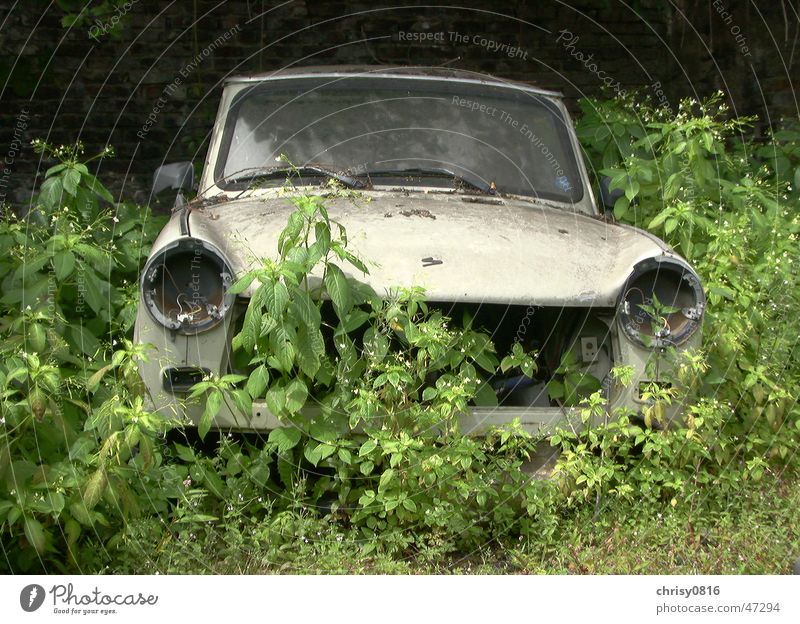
[{"x1": 0, "y1": 0, "x2": 797, "y2": 206}]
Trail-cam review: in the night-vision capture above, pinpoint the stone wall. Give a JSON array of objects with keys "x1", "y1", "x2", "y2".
[{"x1": 0, "y1": 0, "x2": 797, "y2": 206}]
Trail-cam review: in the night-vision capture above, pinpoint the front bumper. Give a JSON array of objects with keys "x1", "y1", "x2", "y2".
[{"x1": 134, "y1": 302, "x2": 699, "y2": 436}]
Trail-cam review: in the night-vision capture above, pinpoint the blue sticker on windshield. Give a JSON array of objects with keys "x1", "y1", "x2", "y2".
[{"x1": 555, "y1": 176, "x2": 572, "y2": 192}]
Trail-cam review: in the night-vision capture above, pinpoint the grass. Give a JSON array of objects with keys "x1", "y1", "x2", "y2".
[{"x1": 105, "y1": 469, "x2": 800, "y2": 575}]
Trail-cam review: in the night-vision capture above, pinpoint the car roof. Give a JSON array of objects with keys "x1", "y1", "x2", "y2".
[{"x1": 223, "y1": 65, "x2": 563, "y2": 98}]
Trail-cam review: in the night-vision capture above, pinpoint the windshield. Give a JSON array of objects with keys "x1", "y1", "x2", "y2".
[{"x1": 215, "y1": 76, "x2": 584, "y2": 202}]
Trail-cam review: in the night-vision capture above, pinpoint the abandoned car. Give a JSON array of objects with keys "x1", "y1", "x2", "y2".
[{"x1": 134, "y1": 66, "x2": 705, "y2": 434}]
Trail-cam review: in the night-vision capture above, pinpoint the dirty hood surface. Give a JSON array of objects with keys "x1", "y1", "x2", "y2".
[{"x1": 188, "y1": 192, "x2": 668, "y2": 307}]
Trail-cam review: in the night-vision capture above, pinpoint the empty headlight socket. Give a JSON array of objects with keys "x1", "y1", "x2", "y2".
[
  {"x1": 141, "y1": 237, "x2": 235, "y2": 334},
  {"x1": 618, "y1": 256, "x2": 705, "y2": 348}
]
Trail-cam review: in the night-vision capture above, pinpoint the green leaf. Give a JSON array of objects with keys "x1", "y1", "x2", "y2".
[
  {"x1": 378, "y1": 468, "x2": 395, "y2": 492},
  {"x1": 220, "y1": 374, "x2": 249, "y2": 385},
  {"x1": 264, "y1": 279, "x2": 290, "y2": 318},
  {"x1": 176, "y1": 514, "x2": 219, "y2": 523},
  {"x1": 187, "y1": 381, "x2": 213, "y2": 399},
  {"x1": 230, "y1": 388, "x2": 252, "y2": 417},
  {"x1": 340, "y1": 309, "x2": 370, "y2": 333},
  {"x1": 82, "y1": 269, "x2": 110, "y2": 314},
  {"x1": 69, "y1": 502, "x2": 93, "y2": 526},
  {"x1": 359, "y1": 460, "x2": 375, "y2": 475},
  {"x1": 83, "y1": 467, "x2": 107, "y2": 510},
  {"x1": 365, "y1": 330, "x2": 389, "y2": 363},
  {"x1": 314, "y1": 221, "x2": 331, "y2": 255},
  {"x1": 197, "y1": 464, "x2": 225, "y2": 498},
  {"x1": 472, "y1": 349, "x2": 498, "y2": 373},
  {"x1": 0, "y1": 500, "x2": 15, "y2": 522},
  {"x1": 53, "y1": 250, "x2": 76, "y2": 281},
  {"x1": 38, "y1": 176, "x2": 63, "y2": 209},
  {"x1": 648, "y1": 211, "x2": 671, "y2": 229},
  {"x1": 174, "y1": 443, "x2": 196, "y2": 462},
  {"x1": 284, "y1": 378, "x2": 308, "y2": 413},
  {"x1": 624, "y1": 179, "x2": 639, "y2": 201},
  {"x1": 304, "y1": 442, "x2": 322, "y2": 466},
  {"x1": 359, "y1": 490, "x2": 376, "y2": 506},
  {"x1": 547, "y1": 379, "x2": 565, "y2": 401},
  {"x1": 74, "y1": 243, "x2": 107, "y2": 265},
  {"x1": 278, "y1": 211, "x2": 305, "y2": 257},
  {"x1": 69, "y1": 436, "x2": 96, "y2": 461},
  {"x1": 227, "y1": 272, "x2": 256, "y2": 295},
  {"x1": 318, "y1": 443, "x2": 337, "y2": 461},
  {"x1": 344, "y1": 251, "x2": 369, "y2": 275},
  {"x1": 613, "y1": 195, "x2": 630, "y2": 220},
  {"x1": 11, "y1": 252, "x2": 50, "y2": 282},
  {"x1": 245, "y1": 365, "x2": 270, "y2": 399},
  {"x1": 259, "y1": 313, "x2": 278, "y2": 338},
  {"x1": 81, "y1": 170, "x2": 114, "y2": 203},
  {"x1": 324, "y1": 263, "x2": 353, "y2": 318},
  {"x1": 269, "y1": 426, "x2": 302, "y2": 453},
  {"x1": 198, "y1": 390, "x2": 222, "y2": 439},
  {"x1": 69, "y1": 323, "x2": 101, "y2": 357},
  {"x1": 30, "y1": 491, "x2": 65, "y2": 515},
  {"x1": 337, "y1": 448, "x2": 352, "y2": 464},
  {"x1": 474, "y1": 382, "x2": 498, "y2": 407},
  {"x1": 708, "y1": 285, "x2": 735, "y2": 301},
  {"x1": 359, "y1": 439, "x2": 377, "y2": 457},
  {"x1": 520, "y1": 358, "x2": 536, "y2": 379},
  {"x1": 45, "y1": 163, "x2": 68, "y2": 178},
  {"x1": 265, "y1": 384, "x2": 286, "y2": 417},
  {"x1": 269, "y1": 325, "x2": 296, "y2": 373},
  {"x1": 63, "y1": 168, "x2": 81, "y2": 196},
  {"x1": 290, "y1": 287, "x2": 321, "y2": 329},
  {"x1": 7, "y1": 505, "x2": 21, "y2": 525},
  {"x1": 24, "y1": 517, "x2": 46, "y2": 554},
  {"x1": 296, "y1": 325, "x2": 322, "y2": 378}
]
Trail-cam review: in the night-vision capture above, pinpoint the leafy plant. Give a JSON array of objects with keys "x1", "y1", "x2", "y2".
[
  {"x1": 568, "y1": 90, "x2": 800, "y2": 519},
  {"x1": 0, "y1": 141, "x2": 171, "y2": 571},
  {"x1": 547, "y1": 350, "x2": 602, "y2": 407}
]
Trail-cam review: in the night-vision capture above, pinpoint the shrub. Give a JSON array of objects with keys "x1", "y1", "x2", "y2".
[{"x1": 0, "y1": 141, "x2": 172, "y2": 571}]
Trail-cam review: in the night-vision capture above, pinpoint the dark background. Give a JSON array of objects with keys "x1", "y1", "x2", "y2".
[{"x1": 0, "y1": 0, "x2": 797, "y2": 205}]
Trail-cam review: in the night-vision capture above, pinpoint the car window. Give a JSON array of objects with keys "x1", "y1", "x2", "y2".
[{"x1": 216, "y1": 77, "x2": 584, "y2": 203}]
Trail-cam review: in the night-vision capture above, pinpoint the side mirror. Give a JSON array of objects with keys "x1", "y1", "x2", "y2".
[
  {"x1": 151, "y1": 162, "x2": 194, "y2": 207},
  {"x1": 599, "y1": 175, "x2": 623, "y2": 213}
]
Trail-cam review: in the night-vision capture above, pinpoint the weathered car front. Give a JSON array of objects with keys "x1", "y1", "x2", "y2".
[{"x1": 134, "y1": 67, "x2": 705, "y2": 434}]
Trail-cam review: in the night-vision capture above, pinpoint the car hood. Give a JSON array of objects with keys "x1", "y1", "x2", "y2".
[{"x1": 186, "y1": 191, "x2": 670, "y2": 307}]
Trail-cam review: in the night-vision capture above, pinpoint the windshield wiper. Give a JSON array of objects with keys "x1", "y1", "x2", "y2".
[
  {"x1": 222, "y1": 165, "x2": 365, "y2": 190},
  {"x1": 359, "y1": 167, "x2": 497, "y2": 195}
]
